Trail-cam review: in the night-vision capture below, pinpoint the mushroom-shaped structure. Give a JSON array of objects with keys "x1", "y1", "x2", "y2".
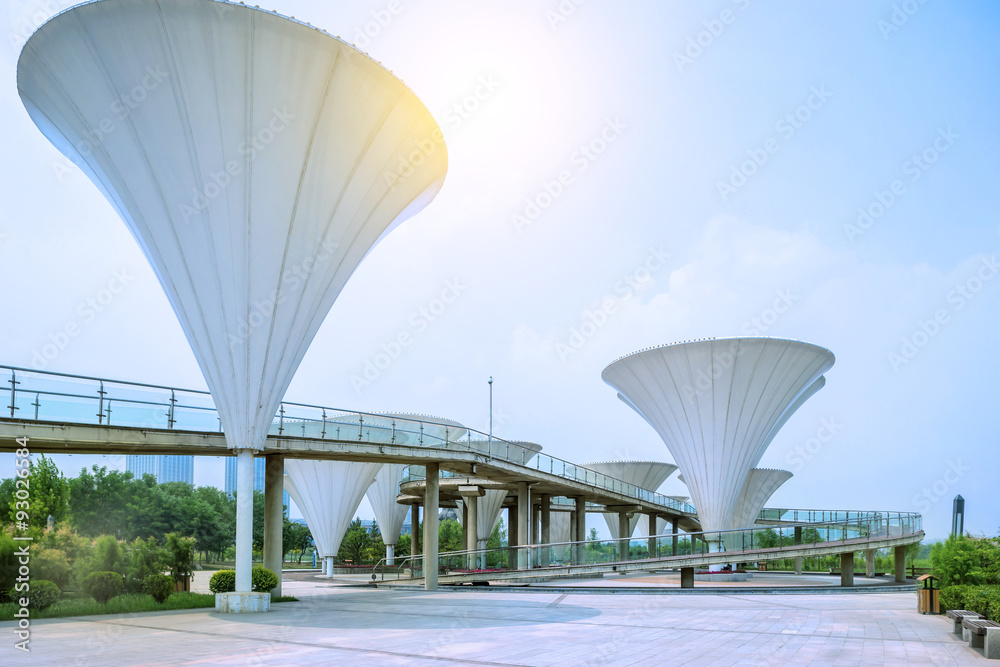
[
  {"x1": 366, "y1": 414, "x2": 467, "y2": 564},
  {"x1": 602, "y1": 338, "x2": 833, "y2": 563},
  {"x1": 285, "y1": 460, "x2": 382, "y2": 577},
  {"x1": 18, "y1": 0, "x2": 447, "y2": 594},
  {"x1": 636, "y1": 515, "x2": 668, "y2": 538},
  {"x1": 584, "y1": 461, "x2": 677, "y2": 539},
  {"x1": 723, "y1": 468, "x2": 793, "y2": 553}
]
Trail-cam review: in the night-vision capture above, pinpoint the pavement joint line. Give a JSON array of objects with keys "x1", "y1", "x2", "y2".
[
  {"x1": 547, "y1": 593, "x2": 569, "y2": 607},
  {"x1": 70, "y1": 615, "x2": 521, "y2": 666}
]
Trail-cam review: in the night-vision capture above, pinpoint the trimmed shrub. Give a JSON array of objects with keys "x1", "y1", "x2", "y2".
[
  {"x1": 15, "y1": 580, "x2": 61, "y2": 611},
  {"x1": 83, "y1": 571, "x2": 124, "y2": 604},
  {"x1": 142, "y1": 574, "x2": 174, "y2": 604},
  {"x1": 939, "y1": 584, "x2": 1000, "y2": 620},
  {"x1": 251, "y1": 566, "x2": 279, "y2": 593},
  {"x1": 208, "y1": 569, "x2": 236, "y2": 594},
  {"x1": 32, "y1": 547, "x2": 72, "y2": 590}
]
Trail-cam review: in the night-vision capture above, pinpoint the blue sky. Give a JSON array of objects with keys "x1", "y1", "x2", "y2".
[{"x1": 1, "y1": 0, "x2": 997, "y2": 540}]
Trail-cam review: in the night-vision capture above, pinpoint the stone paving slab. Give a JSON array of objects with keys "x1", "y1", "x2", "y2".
[{"x1": 1, "y1": 579, "x2": 985, "y2": 665}]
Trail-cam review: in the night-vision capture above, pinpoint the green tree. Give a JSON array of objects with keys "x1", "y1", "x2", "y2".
[
  {"x1": 339, "y1": 518, "x2": 372, "y2": 564},
  {"x1": 438, "y1": 519, "x2": 463, "y2": 553},
  {"x1": 10, "y1": 454, "x2": 69, "y2": 528},
  {"x1": 283, "y1": 519, "x2": 313, "y2": 563},
  {"x1": 67, "y1": 466, "x2": 134, "y2": 537}
]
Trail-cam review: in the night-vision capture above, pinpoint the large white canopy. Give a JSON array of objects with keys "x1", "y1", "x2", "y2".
[
  {"x1": 584, "y1": 461, "x2": 677, "y2": 539},
  {"x1": 285, "y1": 460, "x2": 381, "y2": 559},
  {"x1": 602, "y1": 338, "x2": 833, "y2": 537},
  {"x1": 724, "y1": 468, "x2": 793, "y2": 553},
  {"x1": 18, "y1": 0, "x2": 448, "y2": 451},
  {"x1": 366, "y1": 464, "x2": 411, "y2": 547}
]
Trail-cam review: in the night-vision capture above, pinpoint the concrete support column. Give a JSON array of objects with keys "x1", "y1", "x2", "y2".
[
  {"x1": 540, "y1": 494, "x2": 551, "y2": 567},
  {"x1": 517, "y1": 482, "x2": 530, "y2": 570},
  {"x1": 466, "y1": 494, "x2": 478, "y2": 570},
  {"x1": 865, "y1": 549, "x2": 876, "y2": 579},
  {"x1": 411, "y1": 504, "x2": 420, "y2": 560},
  {"x1": 794, "y1": 526, "x2": 803, "y2": 575},
  {"x1": 680, "y1": 566, "x2": 694, "y2": 588},
  {"x1": 234, "y1": 449, "x2": 254, "y2": 592},
  {"x1": 575, "y1": 496, "x2": 586, "y2": 566},
  {"x1": 618, "y1": 512, "x2": 630, "y2": 561},
  {"x1": 648, "y1": 514, "x2": 658, "y2": 559},
  {"x1": 423, "y1": 463, "x2": 439, "y2": 590},
  {"x1": 532, "y1": 504, "x2": 540, "y2": 566},
  {"x1": 263, "y1": 454, "x2": 284, "y2": 596},
  {"x1": 841, "y1": 552, "x2": 854, "y2": 587},
  {"x1": 325, "y1": 556, "x2": 333, "y2": 577},
  {"x1": 671, "y1": 517, "x2": 679, "y2": 556},
  {"x1": 386, "y1": 544, "x2": 395, "y2": 567},
  {"x1": 461, "y1": 502, "x2": 469, "y2": 556},
  {"x1": 507, "y1": 505, "x2": 518, "y2": 570},
  {"x1": 895, "y1": 545, "x2": 906, "y2": 583}
]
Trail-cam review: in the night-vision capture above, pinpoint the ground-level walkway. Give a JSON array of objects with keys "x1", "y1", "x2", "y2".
[{"x1": 3, "y1": 575, "x2": 983, "y2": 665}]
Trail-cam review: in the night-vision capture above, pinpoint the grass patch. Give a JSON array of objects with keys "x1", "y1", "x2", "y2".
[
  {"x1": 0, "y1": 592, "x2": 215, "y2": 621},
  {"x1": 272, "y1": 596, "x2": 298, "y2": 603}
]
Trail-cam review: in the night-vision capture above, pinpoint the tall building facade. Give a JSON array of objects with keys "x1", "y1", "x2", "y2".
[
  {"x1": 126, "y1": 455, "x2": 194, "y2": 485},
  {"x1": 225, "y1": 456, "x2": 289, "y2": 511}
]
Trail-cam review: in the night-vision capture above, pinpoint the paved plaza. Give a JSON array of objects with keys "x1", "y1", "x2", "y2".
[{"x1": 4, "y1": 574, "x2": 986, "y2": 665}]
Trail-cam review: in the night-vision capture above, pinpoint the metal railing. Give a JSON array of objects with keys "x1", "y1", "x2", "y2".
[
  {"x1": 372, "y1": 511, "x2": 923, "y2": 581},
  {"x1": 1, "y1": 365, "x2": 698, "y2": 514}
]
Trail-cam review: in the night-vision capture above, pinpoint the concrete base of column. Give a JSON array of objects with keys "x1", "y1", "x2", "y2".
[
  {"x1": 841, "y1": 552, "x2": 854, "y2": 587},
  {"x1": 680, "y1": 567, "x2": 694, "y2": 588},
  {"x1": 895, "y1": 545, "x2": 906, "y2": 583},
  {"x1": 215, "y1": 591, "x2": 270, "y2": 614}
]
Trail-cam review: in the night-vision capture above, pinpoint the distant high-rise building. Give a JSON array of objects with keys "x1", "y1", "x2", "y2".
[
  {"x1": 126, "y1": 455, "x2": 193, "y2": 485},
  {"x1": 225, "y1": 457, "x2": 289, "y2": 512}
]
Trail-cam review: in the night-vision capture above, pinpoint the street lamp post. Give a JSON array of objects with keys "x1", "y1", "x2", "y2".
[{"x1": 488, "y1": 376, "x2": 493, "y2": 445}]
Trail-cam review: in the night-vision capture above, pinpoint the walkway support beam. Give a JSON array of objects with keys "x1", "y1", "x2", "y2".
[
  {"x1": 517, "y1": 482, "x2": 530, "y2": 570},
  {"x1": 794, "y1": 526, "x2": 803, "y2": 575},
  {"x1": 540, "y1": 494, "x2": 551, "y2": 568},
  {"x1": 574, "y1": 496, "x2": 586, "y2": 565},
  {"x1": 263, "y1": 454, "x2": 284, "y2": 596},
  {"x1": 841, "y1": 552, "x2": 854, "y2": 587},
  {"x1": 618, "y1": 511, "x2": 630, "y2": 561},
  {"x1": 423, "y1": 463, "x2": 439, "y2": 590},
  {"x1": 648, "y1": 514, "x2": 657, "y2": 558},
  {"x1": 411, "y1": 503, "x2": 420, "y2": 560},
  {"x1": 895, "y1": 544, "x2": 906, "y2": 583},
  {"x1": 672, "y1": 517, "x2": 679, "y2": 556}
]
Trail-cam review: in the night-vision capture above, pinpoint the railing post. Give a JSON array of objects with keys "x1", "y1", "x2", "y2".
[
  {"x1": 8, "y1": 369, "x2": 18, "y2": 419},
  {"x1": 278, "y1": 404, "x2": 285, "y2": 435},
  {"x1": 97, "y1": 380, "x2": 106, "y2": 424},
  {"x1": 167, "y1": 389, "x2": 176, "y2": 429},
  {"x1": 32, "y1": 393, "x2": 40, "y2": 420},
  {"x1": 321, "y1": 409, "x2": 327, "y2": 438},
  {"x1": 358, "y1": 415, "x2": 364, "y2": 440}
]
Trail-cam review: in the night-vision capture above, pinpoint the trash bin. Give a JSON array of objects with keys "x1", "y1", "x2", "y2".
[{"x1": 917, "y1": 574, "x2": 940, "y2": 614}]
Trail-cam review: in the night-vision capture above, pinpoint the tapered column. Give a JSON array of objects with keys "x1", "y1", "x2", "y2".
[
  {"x1": 671, "y1": 517, "x2": 679, "y2": 556},
  {"x1": 540, "y1": 494, "x2": 551, "y2": 567},
  {"x1": 648, "y1": 514, "x2": 658, "y2": 559},
  {"x1": 234, "y1": 449, "x2": 254, "y2": 592},
  {"x1": 794, "y1": 526, "x2": 803, "y2": 575},
  {"x1": 517, "y1": 482, "x2": 530, "y2": 570},
  {"x1": 841, "y1": 552, "x2": 854, "y2": 587},
  {"x1": 263, "y1": 454, "x2": 284, "y2": 596},
  {"x1": 618, "y1": 511, "x2": 630, "y2": 561},
  {"x1": 423, "y1": 463, "x2": 439, "y2": 590},
  {"x1": 894, "y1": 545, "x2": 906, "y2": 583},
  {"x1": 574, "y1": 496, "x2": 586, "y2": 565}
]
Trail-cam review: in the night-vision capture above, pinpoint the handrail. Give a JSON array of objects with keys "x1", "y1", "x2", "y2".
[{"x1": 1, "y1": 364, "x2": 700, "y2": 515}]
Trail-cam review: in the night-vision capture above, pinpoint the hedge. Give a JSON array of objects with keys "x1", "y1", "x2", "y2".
[
  {"x1": 83, "y1": 571, "x2": 124, "y2": 604},
  {"x1": 939, "y1": 584, "x2": 1000, "y2": 620}
]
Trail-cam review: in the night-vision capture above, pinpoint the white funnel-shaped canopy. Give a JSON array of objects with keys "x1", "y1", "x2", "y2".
[
  {"x1": 584, "y1": 461, "x2": 676, "y2": 539},
  {"x1": 285, "y1": 460, "x2": 381, "y2": 558},
  {"x1": 724, "y1": 468, "x2": 793, "y2": 553},
  {"x1": 18, "y1": 0, "x2": 448, "y2": 451},
  {"x1": 550, "y1": 511, "x2": 573, "y2": 544},
  {"x1": 455, "y1": 489, "x2": 508, "y2": 543},
  {"x1": 667, "y1": 496, "x2": 689, "y2": 505},
  {"x1": 602, "y1": 337, "x2": 833, "y2": 537},
  {"x1": 754, "y1": 376, "x2": 825, "y2": 467},
  {"x1": 636, "y1": 515, "x2": 668, "y2": 538},
  {"x1": 366, "y1": 464, "x2": 410, "y2": 547}
]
